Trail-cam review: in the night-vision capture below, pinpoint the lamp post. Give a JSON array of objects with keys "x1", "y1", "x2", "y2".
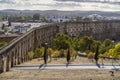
[
  {"x1": 101, "y1": 56, "x2": 104, "y2": 68},
  {"x1": 111, "y1": 40, "x2": 115, "y2": 66},
  {"x1": 110, "y1": 56, "x2": 113, "y2": 66},
  {"x1": 44, "y1": 43, "x2": 48, "y2": 64}
]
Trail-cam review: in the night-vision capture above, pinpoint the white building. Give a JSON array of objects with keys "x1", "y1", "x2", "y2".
[{"x1": 47, "y1": 16, "x2": 70, "y2": 22}]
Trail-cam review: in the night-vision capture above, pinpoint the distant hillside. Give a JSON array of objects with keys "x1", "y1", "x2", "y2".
[{"x1": 0, "y1": 9, "x2": 120, "y2": 18}]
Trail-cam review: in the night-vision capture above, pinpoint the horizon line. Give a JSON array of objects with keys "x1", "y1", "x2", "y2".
[{"x1": 0, "y1": 9, "x2": 120, "y2": 12}]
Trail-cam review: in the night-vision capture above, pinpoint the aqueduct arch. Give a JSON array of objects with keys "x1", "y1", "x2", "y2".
[{"x1": 0, "y1": 20, "x2": 120, "y2": 73}]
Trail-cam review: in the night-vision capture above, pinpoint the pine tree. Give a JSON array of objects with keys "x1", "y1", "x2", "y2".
[
  {"x1": 94, "y1": 45, "x2": 99, "y2": 64},
  {"x1": 44, "y1": 43, "x2": 48, "y2": 64},
  {"x1": 67, "y1": 48, "x2": 70, "y2": 64}
]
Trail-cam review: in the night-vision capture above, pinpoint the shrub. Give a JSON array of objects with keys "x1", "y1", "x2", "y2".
[
  {"x1": 103, "y1": 52, "x2": 111, "y2": 58},
  {"x1": 0, "y1": 41, "x2": 8, "y2": 48},
  {"x1": 70, "y1": 48, "x2": 77, "y2": 57},
  {"x1": 63, "y1": 49, "x2": 68, "y2": 57},
  {"x1": 59, "y1": 49, "x2": 65, "y2": 57},
  {"x1": 47, "y1": 48, "x2": 53, "y2": 56},
  {"x1": 34, "y1": 48, "x2": 41, "y2": 58},
  {"x1": 99, "y1": 54, "x2": 104, "y2": 58},
  {"x1": 52, "y1": 50, "x2": 60, "y2": 58},
  {"x1": 40, "y1": 47, "x2": 44, "y2": 57},
  {"x1": 34, "y1": 47, "x2": 44, "y2": 58},
  {"x1": 28, "y1": 51, "x2": 34, "y2": 60},
  {"x1": 87, "y1": 52, "x2": 94, "y2": 59},
  {"x1": 47, "y1": 48, "x2": 53, "y2": 61}
]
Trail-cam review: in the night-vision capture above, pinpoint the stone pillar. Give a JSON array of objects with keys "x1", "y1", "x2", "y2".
[
  {"x1": 26, "y1": 39, "x2": 29, "y2": 61},
  {"x1": 24, "y1": 41, "x2": 27, "y2": 62},
  {"x1": 11, "y1": 51, "x2": 13, "y2": 67},
  {"x1": 13, "y1": 50, "x2": 15, "y2": 66},
  {"x1": 2, "y1": 55, "x2": 7, "y2": 72},
  {"x1": 15, "y1": 48, "x2": 18, "y2": 65},
  {"x1": 18, "y1": 44, "x2": 22, "y2": 64},
  {"x1": 23, "y1": 41, "x2": 25, "y2": 62},
  {"x1": 0, "y1": 56, "x2": 3, "y2": 73},
  {"x1": 21, "y1": 42, "x2": 23, "y2": 63},
  {"x1": 6, "y1": 53, "x2": 11, "y2": 71}
]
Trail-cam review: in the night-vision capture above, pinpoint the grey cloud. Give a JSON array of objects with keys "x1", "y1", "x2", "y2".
[
  {"x1": 33, "y1": 2, "x2": 81, "y2": 7},
  {"x1": 0, "y1": 0, "x2": 16, "y2": 4},
  {"x1": 55, "y1": 0, "x2": 118, "y2": 2},
  {"x1": 55, "y1": 0, "x2": 120, "y2": 5}
]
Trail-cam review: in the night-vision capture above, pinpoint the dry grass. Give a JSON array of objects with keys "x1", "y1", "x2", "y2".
[
  {"x1": 21, "y1": 57, "x2": 120, "y2": 65},
  {"x1": 0, "y1": 69, "x2": 120, "y2": 80},
  {"x1": 0, "y1": 57, "x2": 120, "y2": 80}
]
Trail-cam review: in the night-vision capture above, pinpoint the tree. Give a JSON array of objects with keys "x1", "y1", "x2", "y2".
[
  {"x1": 114, "y1": 43, "x2": 120, "y2": 55},
  {"x1": 77, "y1": 36, "x2": 94, "y2": 52},
  {"x1": 76, "y1": 16, "x2": 82, "y2": 21},
  {"x1": 54, "y1": 33, "x2": 72, "y2": 50},
  {"x1": 91, "y1": 40, "x2": 101, "y2": 53},
  {"x1": 73, "y1": 36, "x2": 100, "y2": 53},
  {"x1": 67, "y1": 48, "x2": 70, "y2": 63},
  {"x1": 33, "y1": 13, "x2": 40, "y2": 20},
  {"x1": 44, "y1": 43, "x2": 48, "y2": 64},
  {"x1": 8, "y1": 16, "x2": 16, "y2": 22},
  {"x1": 99, "y1": 39, "x2": 113, "y2": 54},
  {"x1": 24, "y1": 16, "x2": 32, "y2": 21},
  {"x1": 94, "y1": 45, "x2": 99, "y2": 64},
  {"x1": 0, "y1": 16, "x2": 3, "y2": 21},
  {"x1": 16, "y1": 16, "x2": 25, "y2": 22},
  {"x1": 73, "y1": 36, "x2": 81, "y2": 51},
  {"x1": 40, "y1": 16, "x2": 47, "y2": 22},
  {"x1": 111, "y1": 43, "x2": 120, "y2": 58},
  {"x1": 0, "y1": 30, "x2": 4, "y2": 34},
  {"x1": 1, "y1": 24, "x2": 5, "y2": 30},
  {"x1": 108, "y1": 49, "x2": 115, "y2": 58}
]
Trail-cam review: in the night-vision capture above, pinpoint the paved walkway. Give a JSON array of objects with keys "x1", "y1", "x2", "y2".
[{"x1": 11, "y1": 64, "x2": 120, "y2": 70}]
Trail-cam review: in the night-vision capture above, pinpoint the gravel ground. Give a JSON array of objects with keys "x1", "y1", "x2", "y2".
[{"x1": 0, "y1": 69, "x2": 120, "y2": 80}]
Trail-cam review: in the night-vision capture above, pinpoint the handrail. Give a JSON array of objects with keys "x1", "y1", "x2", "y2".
[
  {"x1": 0, "y1": 28, "x2": 35, "y2": 55},
  {"x1": 0, "y1": 23, "x2": 59, "y2": 55}
]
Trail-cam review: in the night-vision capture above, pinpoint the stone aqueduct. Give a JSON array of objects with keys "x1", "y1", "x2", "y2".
[{"x1": 0, "y1": 20, "x2": 120, "y2": 73}]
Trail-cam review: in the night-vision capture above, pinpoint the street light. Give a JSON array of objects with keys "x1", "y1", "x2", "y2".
[
  {"x1": 101, "y1": 56, "x2": 104, "y2": 68},
  {"x1": 111, "y1": 40, "x2": 115, "y2": 66},
  {"x1": 110, "y1": 56, "x2": 113, "y2": 66}
]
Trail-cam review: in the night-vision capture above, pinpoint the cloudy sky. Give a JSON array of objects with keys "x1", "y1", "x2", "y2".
[{"x1": 0, "y1": 0, "x2": 120, "y2": 11}]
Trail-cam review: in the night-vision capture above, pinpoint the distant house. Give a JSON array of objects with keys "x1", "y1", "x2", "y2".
[
  {"x1": 47, "y1": 16, "x2": 70, "y2": 22},
  {"x1": 83, "y1": 14, "x2": 105, "y2": 21},
  {"x1": 13, "y1": 25, "x2": 31, "y2": 34}
]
